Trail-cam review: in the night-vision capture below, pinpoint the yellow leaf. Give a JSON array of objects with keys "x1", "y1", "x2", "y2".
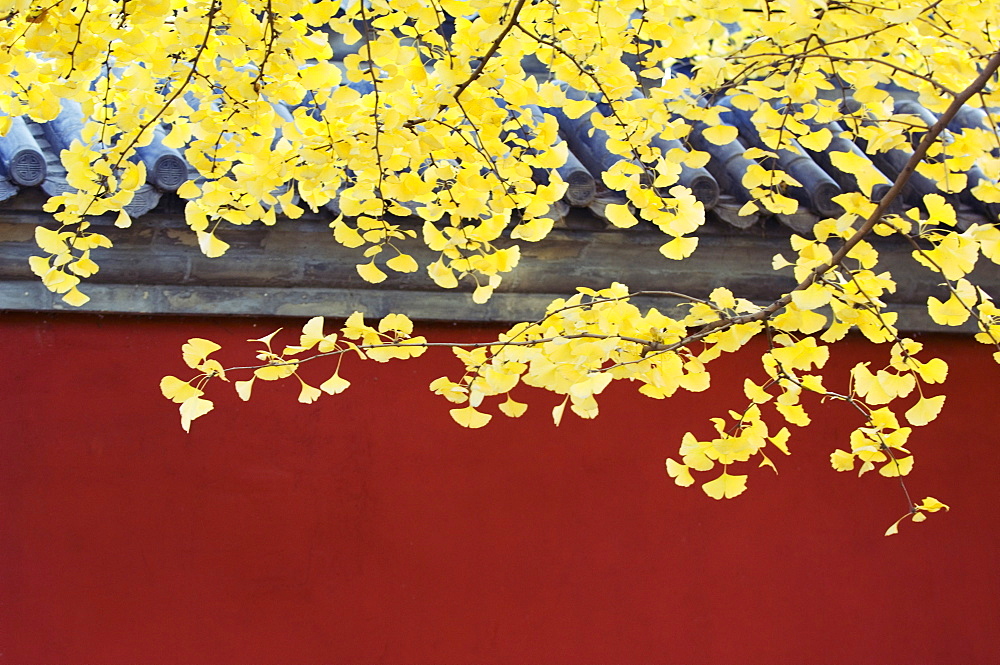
[
  {"x1": 905, "y1": 395, "x2": 946, "y2": 426},
  {"x1": 196, "y1": 230, "x2": 229, "y2": 258},
  {"x1": 235, "y1": 377, "x2": 254, "y2": 401},
  {"x1": 552, "y1": 396, "x2": 569, "y2": 426},
  {"x1": 743, "y1": 147, "x2": 776, "y2": 160},
  {"x1": 701, "y1": 123, "x2": 739, "y2": 146},
  {"x1": 790, "y1": 283, "x2": 832, "y2": 311},
  {"x1": 498, "y1": 395, "x2": 528, "y2": 418},
  {"x1": 769, "y1": 428, "x2": 791, "y2": 455},
  {"x1": 160, "y1": 375, "x2": 203, "y2": 403},
  {"x1": 182, "y1": 338, "x2": 221, "y2": 368},
  {"x1": 710, "y1": 287, "x2": 737, "y2": 309},
  {"x1": 179, "y1": 396, "x2": 214, "y2": 433},
  {"x1": 250, "y1": 329, "x2": 281, "y2": 348},
  {"x1": 927, "y1": 294, "x2": 970, "y2": 326},
  {"x1": 176, "y1": 180, "x2": 199, "y2": 198},
  {"x1": 604, "y1": 203, "x2": 638, "y2": 228},
  {"x1": 666, "y1": 458, "x2": 695, "y2": 487},
  {"x1": 884, "y1": 514, "x2": 907, "y2": 536},
  {"x1": 472, "y1": 284, "x2": 494, "y2": 304},
  {"x1": 320, "y1": 373, "x2": 351, "y2": 395},
  {"x1": 255, "y1": 362, "x2": 297, "y2": 380},
  {"x1": 386, "y1": 253, "x2": 418, "y2": 273},
  {"x1": 829, "y1": 151, "x2": 886, "y2": 198},
  {"x1": 797, "y1": 127, "x2": 832, "y2": 152},
  {"x1": 450, "y1": 405, "x2": 492, "y2": 429},
  {"x1": 916, "y1": 497, "x2": 950, "y2": 512},
  {"x1": 357, "y1": 261, "x2": 387, "y2": 283},
  {"x1": 659, "y1": 236, "x2": 698, "y2": 260},
  {"x1": 298, "y1": 379, "x2": 322, "y2": 404},
  {"x1": 62, "y1": 287, "x2": 90, "y2": 307},
  {"x1": 702, "y1": 471, "x2": 748, "y2": 500},
  {"x1": 776, "y1": 401, "x2": 810, "y2": 426},
  {"x1": 293, "y1": 316, "x2": 325, "y2": 351},
  {"x1": 198, "y1": 359, "x2": 227, "y2": 380},
  {"x1": 115, "y1": 210, "x2": 132, "y2": 228},
  {"x1": 744, "y1": 378, "x2": 772, "y2": 403},
  {"x1": 422, "y1": 221, "x2": 449, "y2": 251},
  {"x1": 428, "y1": 259, "x2": 459, "y2": 288},
  {"x1": 332, "y1": 219, "x2": 365, "y2": 248},
  {"x1": 879, "y1": 456, "x2": 914, "y2": 477},
  {"x1": 924, "y1": 194, "x2": 956, "y2": 227},
  {"x1": 378, "y1": 312, "x2": 414, "y2": 335},
  {"x1": 917, "y1": 358, "x2": 948, "y2": 384}
]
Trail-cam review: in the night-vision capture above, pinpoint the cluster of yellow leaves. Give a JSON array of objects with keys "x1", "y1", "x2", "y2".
[
  {"x1": 826, "y1": 338, "x2": 947, "y2": 479},
  {"x1": 3, "y1": 0, "x2": 997, "y2": 307},
  {"x1": 430, "y1": 283, "x2": 761, "y2": 430},
  {"x1": 885, "y1": 496, "x2": 950, "y2": 536},
  {"x1": 160, "y1": 312, "x2": 426, "y2": 429}
]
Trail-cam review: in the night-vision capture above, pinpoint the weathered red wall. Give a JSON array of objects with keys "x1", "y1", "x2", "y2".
[{"x1": 1, "y1": 312, "x2": 998, "y2": 663}]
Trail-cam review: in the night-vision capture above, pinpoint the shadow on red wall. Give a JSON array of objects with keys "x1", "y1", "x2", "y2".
[{"x1": 1, "y1": 312, "x2": 998, "y2": 664}]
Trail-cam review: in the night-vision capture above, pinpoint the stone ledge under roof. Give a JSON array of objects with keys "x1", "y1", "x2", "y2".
[{"x1": 1, "y1": 197, "x2": 997, "y2": 333}]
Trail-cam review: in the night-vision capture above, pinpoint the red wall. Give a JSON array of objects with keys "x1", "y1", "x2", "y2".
[{"x1": 1, "y1": 312, "x2": 998, "y2": 664}]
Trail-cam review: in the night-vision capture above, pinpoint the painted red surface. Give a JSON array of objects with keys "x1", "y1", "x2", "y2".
[{"x1": 1, "y1": 312, "x2": 998, "y2": 664}]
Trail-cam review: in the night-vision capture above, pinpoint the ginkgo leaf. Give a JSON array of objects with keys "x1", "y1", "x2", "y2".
[
  {"x1": 179, "y1": 396, "x2": 214, "y2": 433},
  {"x1": 552, "y1": 396, "x2": 569, "y2": 426},
  {"x1": 702, "y1": 471, "x2": 748, "y2": 500},
  {"x1": 659, "y1": 236, "x2": 698, "y2": 260},
  {"x1": 429, "y1": 377, "x2": 467, "y2": 403},
  {"x1": 357, "y1": 261, "x2": 387, "y2": 283},
  {"x1": 176, "y1": 180, "x2": 199, "y2": 198},
  {"x1": 182, "y1": 338, "x2": 221, "y2": 368},
  {"x1": 924, "y1": 194, "x2": 957, "y2": 227},
  {"x1": 235, "y1": 377, "x2": 255, "y2": 401},
  {"x1": 884, "y1": 514, "x2": 908, "y2": 536},
  {"x1": 161, "y1": 375, "x2": 203, "y2": 403},
  {"x1": 386, "y1": 253, "x2": 419, "y2": 273},
  {"x1": 604, "y1": 203, "x2": 638, "y2": 228},
  {"x1": 916, "y1": 497, "x2": 950, "y2": 512},
  {"x1": 744, "y1": 378, "x2": 772, "y2": 403},
  {"x1": 927, "y1": 295, "x2": 970, "y2": 326},
  {"x1": 450, "y1": 405, "x2": 492, "y2": 429},
  {"x1": 250, "y1": 329, "x2": 281, "y2": 348},
  {"x1": 701, "y1": 123, "x2": 739, "y2": 145},
  {"x1": 62, "y1": 287, "x2": 90, "y2": 307},
  {"x1": 198, "y1": 359, "x2": 227, "y2": 380},
  {"x1": 666, "y1": 458, "x2": 695, "y2": 487},
  {"x1": 769, "y1": 428, "x2": 791, "y2": 454},
  {"x1": 905, "y1": 395, "x2": 946, "y2": 426},
  {"x1": 758, "y1": 452, "x2": 777, "y2": 474},
  {"x1": 255, "y1": 362, "x2": 297, "y2": 380},
  {"x1": 830, "y1": 449, "x2": 855, "y2": 471},
  {"x1": 196, "y1": 230, "x2": 229, "y2": 258},
  {"x1": 115, "y1": 210, "x2": 132, "y2": 228},
  {"x1": 917, "y1": 358, "x2": 948, "y2": 384},
  {"x1": 797, "y1": 127, "x2": 832, "y2": 152},
  {"x1": 498, "y1": 395, "x2": 528, "y2": 418},
  {"x1": 776, "y1": 402, "x2": 810, "y2": 426},
  {"x1": 879, "y1": 456, "x2": 914, "y2": 477},
  {"x1": 297, "y1": 316, "x2": 325, "y2": 351},
  {"x1": 298, "y1": 379, "x2": 322, "y2": 404},
  {"x1": 790, "y1": 283, "x2": 832, "y2": 311},
  {"x1": 320, "y1": 373, "x2": 351, "y2": 395},
  {"x1": 472, "y1": 284, "x2": 494, "y2": 304},
  {"x1": 829, "y1": 151, "x2": 886, "y2": 197}
]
